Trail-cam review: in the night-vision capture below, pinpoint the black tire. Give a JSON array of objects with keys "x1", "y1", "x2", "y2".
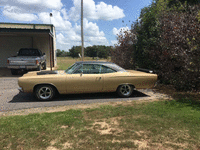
[
  {"x1": 36, "y1": 65, "x2": 41, "y2": 71},
  {"x1": 35, "y1": 85, "x2": 55, "y2": 101},
  {"x1": 117, "y1": 84, "x2": 133, "y2": 98},
  {"x1": 11, "y1": 69, "x2": 18, "y2": 75},
  {"x1": 43, "y1": 62, "x2": 46, "y2": 70}
]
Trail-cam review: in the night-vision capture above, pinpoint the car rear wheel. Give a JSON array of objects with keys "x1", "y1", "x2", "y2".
[
  {"x1": 35, "y1": 85, "x2": 55, "y2": 100},
  {"x1": 117, "y1": 84, "x2": 133, "y2": 97}
]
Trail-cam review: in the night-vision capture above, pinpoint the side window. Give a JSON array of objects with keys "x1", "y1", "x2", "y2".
[
  {"x1": 73, "y1": 64, "x2": 83, "y2": 74},
  {"x1": 91, "y1": 64, "x2": 101, "y2": 74},
  {"x1": 74, "y1": 64, "x2": 96, "y2": 74},
  {"x1": 101, "y1": 65, "x2": 116, "y2": 74},
  {"x1": 82, "y1": 64, "x2": 93, "y2": 74}
]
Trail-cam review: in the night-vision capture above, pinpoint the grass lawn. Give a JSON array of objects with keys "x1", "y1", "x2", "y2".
[
  {"x1": 1, "y1": 98, "x2": 200, "y2": 150},
  {"x1": 56, "y1": 57, "x2": 111, "y2": 70}
]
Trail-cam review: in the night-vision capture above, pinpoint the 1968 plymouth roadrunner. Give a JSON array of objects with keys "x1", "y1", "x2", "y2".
[{"x1": 18, "y1": 61, "x2": 157, "y2": 100}]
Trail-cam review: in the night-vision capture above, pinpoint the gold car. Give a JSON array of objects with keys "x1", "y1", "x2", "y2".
[{"x1": 18, "y1": 61, "x2": 157, "y2": 100}]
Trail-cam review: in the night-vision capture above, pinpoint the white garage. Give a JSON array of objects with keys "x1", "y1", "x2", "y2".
[{"x1": 0, "y1": 23, "x2": 57, "y2": 68}]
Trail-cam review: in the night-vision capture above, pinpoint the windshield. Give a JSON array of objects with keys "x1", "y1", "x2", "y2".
[
  {"x1": 65, "y1": 63, "x2": 80, "y2": 74},
  {"x1": 18, "y1": 49, "x2": 40, "y2": 56}
]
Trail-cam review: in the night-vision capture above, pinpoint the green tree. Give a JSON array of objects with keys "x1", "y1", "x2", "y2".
[
  {"x1": 56, "y1": 49, "x2": 70, "y2": 57},
  {"x1": 69, "y1": 46, "x2": 82, "y2": 58}
]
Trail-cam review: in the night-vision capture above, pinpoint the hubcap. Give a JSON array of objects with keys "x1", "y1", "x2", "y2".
[
  {"x1": 38, "y1": 87, "x2": 52, "y2": 99},
  {"x1": 120, "y1": 85, "x2": 131, "y2": 96}
]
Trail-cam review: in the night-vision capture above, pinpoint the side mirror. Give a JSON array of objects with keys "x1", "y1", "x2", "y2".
[{"x1": 43, "y1": 53, "x2": 45, "y2": 55}]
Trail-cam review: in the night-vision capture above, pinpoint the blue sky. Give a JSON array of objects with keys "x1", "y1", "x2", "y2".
[{"x1": 0, "y1": 0, "x2": 153, "y2": 51}]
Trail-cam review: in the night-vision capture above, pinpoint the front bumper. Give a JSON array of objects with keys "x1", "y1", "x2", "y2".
[{"x1": 7, "y1": 65, "x2": 38, "y2": 70}]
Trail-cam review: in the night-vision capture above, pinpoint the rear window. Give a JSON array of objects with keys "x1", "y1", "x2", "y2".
[{"x1": 18, "y1": 49, "x2": 40, "y2": 56}]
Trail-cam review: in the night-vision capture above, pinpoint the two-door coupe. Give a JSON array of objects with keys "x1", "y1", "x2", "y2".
[{"x1": 18, "y1": 61, "x2": 157, "y2": 100}]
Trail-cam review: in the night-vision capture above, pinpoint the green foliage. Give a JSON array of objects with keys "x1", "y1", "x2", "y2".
[
  {"x1": 85, "y1": 45, "x2": 111, "y2": 59},
  {"x1": 197, "y1": 10, "x2": 200, "y2": 21},
  {"x1": 132, "y1": 1, "x2": 161, "y2": 69},
  {"x1": 111, "y1": 0, "x2": 200, "y2": 91},
  {"x1": 69, "y1": 46, "x2": 82, "y2": 58},
  {"x1": 56, "y1": 49, "x2": 70, "y2": 57}
]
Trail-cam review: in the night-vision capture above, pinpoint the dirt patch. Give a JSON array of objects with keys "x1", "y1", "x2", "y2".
[
  {"x1": 85, "y1": 117, "x2": 123, "y2": 135},
  {"x1": 62, "y1": 142, "x2": 73, "y2": 149},
  {"x1": 134, "y1": 139, "x2": 150, "y2": 149},
  {"x1": 46, "y1": 146, "x2": 58, "y2": 150},
  {"x1": 47, "y1": 139, "x2": 73, "y2": 150}
]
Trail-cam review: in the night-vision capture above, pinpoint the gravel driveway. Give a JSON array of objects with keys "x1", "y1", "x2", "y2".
[{"x1": 0, "y1": 74, "x2": 171, "y2": 116}]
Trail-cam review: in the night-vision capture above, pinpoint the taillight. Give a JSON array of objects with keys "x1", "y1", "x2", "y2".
[
  {"x1": 7, "y1": 60, "x2": 9, "y2": 64},
  {"x1": 36, "y1": 60, "x2": 39, "y2": 64}
]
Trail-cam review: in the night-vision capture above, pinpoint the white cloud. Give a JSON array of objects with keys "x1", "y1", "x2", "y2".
[
  {"x1": 0, "y1": 0, "x2": 112, "y2": 51},
  {"x1": 74, "y1": 19, "x2": 105, "y2": 37},
  {"x1": 38, "y1": 10, "x2": 72, "y2": 30},
  {"x1": 1, "y1": 0, "x2": 63, "y2": 22},
  {"x1": 95, "y1": 2, "x2": 125, "y2": 20},
  {"x1": 113, "y1": 26, "x2": 130, "y2": 36},
  {"x1": 3, "y1": 6, "x2": 38, "y2": 21},
  {"x1": 69, "y1": 0, "x2": 125, "y2": 21},
  {"x1": 0, "y1": 0, "x2": 63, "y2": 12},
  {"x1": 56, "y1": 19, "x2": 109, "y2": 51},
  {"x1": 111, "y1": 40, "x2": 118, "y2": 46}
]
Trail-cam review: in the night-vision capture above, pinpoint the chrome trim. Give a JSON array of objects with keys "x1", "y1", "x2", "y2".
[{"x1": 8, "y1": 65, "x2": 38, "y2": 69}]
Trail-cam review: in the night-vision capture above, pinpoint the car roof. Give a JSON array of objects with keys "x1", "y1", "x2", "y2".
[
  {"x1": 75, "y1": 61, "x2": 114, "y2": 64},
  {"x1": 74, "y1": 61, "x2": 126, "y2": 72}
]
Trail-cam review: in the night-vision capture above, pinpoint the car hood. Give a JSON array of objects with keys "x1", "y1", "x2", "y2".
[{"x1": 22, "y1": 70, "x2": 65, "y2": 77}]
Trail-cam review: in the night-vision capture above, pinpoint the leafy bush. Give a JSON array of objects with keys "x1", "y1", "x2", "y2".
[{"x1": 111, "y1": 0, "x2": 200, "y2": 91}]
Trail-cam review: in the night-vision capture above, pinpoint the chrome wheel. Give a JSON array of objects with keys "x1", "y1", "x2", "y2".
[
  {"x1": 38, "y1": 87, "x2": 52, "y2": 99},
  {"x1": 35, "y1": 85, "x2": 55, "y2": 100},
  {"x1": 117, "y1": 84, "x2": 133, "y2": 97}
]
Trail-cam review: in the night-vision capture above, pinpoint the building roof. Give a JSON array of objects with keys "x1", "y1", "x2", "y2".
[
  {"x1": 0, "y1": 22, "x2": 54, "y2": 26},
  {"x1": 0, "y1": 22, "x2": 55, "y2": 35}
]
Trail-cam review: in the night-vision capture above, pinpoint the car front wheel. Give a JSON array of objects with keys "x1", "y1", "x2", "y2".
[
  {"x1": 35, "y1": 85, "x2": 55, "y2": 100},
  {"x1": 117, "y1": 84, "x2": 133, "y2": 98}
]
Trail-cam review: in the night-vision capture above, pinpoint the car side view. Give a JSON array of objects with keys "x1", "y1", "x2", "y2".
[{"x1": 18, "y1": 61, "x2": 157, "y2": 100}]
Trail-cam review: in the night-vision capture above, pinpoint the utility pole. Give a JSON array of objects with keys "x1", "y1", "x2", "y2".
[{"x1": 81, "y1": 0, "x2": 84, "y2": 61}]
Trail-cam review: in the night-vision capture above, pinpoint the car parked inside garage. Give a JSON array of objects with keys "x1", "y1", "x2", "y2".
[{"x1": 7, "y1": 48, "x2": 46, "y2": 75}]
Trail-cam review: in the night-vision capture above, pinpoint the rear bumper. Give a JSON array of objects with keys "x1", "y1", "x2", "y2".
[{"x1": 7, "y1": 65, "x2": 38, "y2": 70}]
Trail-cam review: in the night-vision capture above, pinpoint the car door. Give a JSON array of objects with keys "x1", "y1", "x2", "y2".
[
  {"x1": 101, "y1": 65, "x2": 119, "y2": 92},
  {"x1": 65, "y1": 64, "x2": 104, "y2": 94}
]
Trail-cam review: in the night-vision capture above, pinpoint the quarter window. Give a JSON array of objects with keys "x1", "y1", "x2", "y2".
[{"x1": 100, "y1": 65, "x2": 116, "y2": 73}]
